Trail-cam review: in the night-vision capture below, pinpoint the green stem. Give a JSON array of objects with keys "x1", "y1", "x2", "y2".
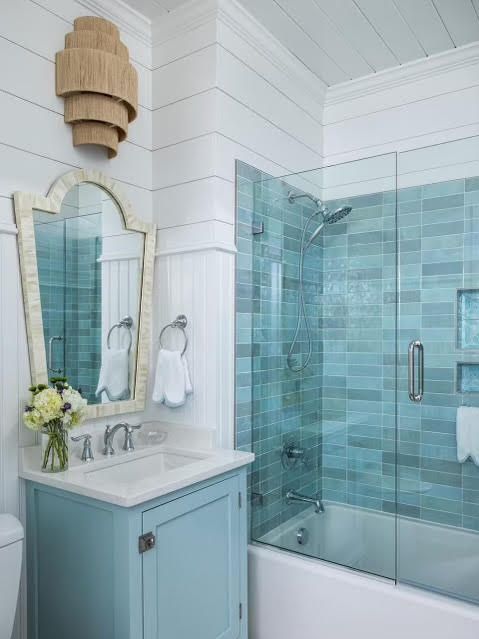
[{"x1": 42, "y1": 422, "x2": 68, "y2": 472}]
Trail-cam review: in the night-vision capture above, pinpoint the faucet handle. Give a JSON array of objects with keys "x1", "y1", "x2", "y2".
[
  {"x1": 71, "y1": 433, "x2": 94, "y2": 462},
  {"x1": 123, "y1": 423, "x2": 142, "y2": 452},
  {"x1": 126, "y1": 423, "x2": 142, "y2": 433}
]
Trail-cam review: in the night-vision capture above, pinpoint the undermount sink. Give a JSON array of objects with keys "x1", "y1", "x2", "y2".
[{"x1": 82, "y1": 449, "x2": 209, "y2": 487}]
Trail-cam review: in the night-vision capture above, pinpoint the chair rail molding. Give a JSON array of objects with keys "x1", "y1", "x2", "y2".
[{"x1": 0, "y1": 223, "x2": 18, "y2": 235}]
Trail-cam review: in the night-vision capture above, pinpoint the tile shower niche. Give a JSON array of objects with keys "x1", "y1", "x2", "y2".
[
  {"x1": 457, "y1": 363, "x2": 479, "y2": 394},
  {"x1": 457, "y1": 290, "x2": 479, "y2": 393},
  {"x1": 457, "y1": 289, "x2": 479, "y2": 350}
]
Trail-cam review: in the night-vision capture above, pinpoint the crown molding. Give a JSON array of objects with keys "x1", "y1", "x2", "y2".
[
  {"x1": 216, "y1": 0, "x2": 326, "y2": 106},
  {"x1": 325, "y1": 41, "x2": 479, "y2": 108},
  {"x1": 152, "y1": 0, "x2": 326, "y2": 107},
  {"x1": 152, "y1": 0, "x2": 218, "y2": 46},
  {"x1": 77, "y1": 0, "x2": 152, "y2": 47}
]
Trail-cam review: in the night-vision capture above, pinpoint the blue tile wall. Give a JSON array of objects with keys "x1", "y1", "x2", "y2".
[
  {"x1": 35, "y1": 215, "x2": 102, "y2": 403},
  {"x1": 235, "y1": 164, "x2": 479, "y2": 538},
  {"x1": 320, "y1": 190, "x2": 396, "y2": 514},
  {"x1": 396, "y1": 177, "x2": 479, "y2": 531},
  {"x1": 235, "y1": 161, "x2": 323, "y2": 540}
]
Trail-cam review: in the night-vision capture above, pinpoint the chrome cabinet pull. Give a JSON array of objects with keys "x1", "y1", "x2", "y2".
[
  {"x1": 48, "y1": 335, "x2": 63, "y2": 375},
  {"x1": 408, "y1": 340, "x2": 424, "y2": 402}
]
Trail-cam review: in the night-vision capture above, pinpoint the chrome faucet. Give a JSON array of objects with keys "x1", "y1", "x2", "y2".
[
  {"x1": 103, "y1": 422, "x2": 142, "y2": 456},
  {"x1": 286, "y1": 489, "x2": 324, "y2": 514}
]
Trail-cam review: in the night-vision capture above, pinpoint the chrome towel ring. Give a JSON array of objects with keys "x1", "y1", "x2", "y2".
[
  {"x1": 107, "y1": 315, "x2": 133, "y2": 352},
  {"x1": 159, "y1": 314, "x2": 188, "y2": 356}
]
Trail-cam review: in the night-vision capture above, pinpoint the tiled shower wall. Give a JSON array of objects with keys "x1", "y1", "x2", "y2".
[
  {"x1": 236, "y1": 163, "x2": 479, "y2": 537},
  {"x1": 395, "y1": 178, "x2": 479, "y2": 531},
  {"x1": 65, "y1": 217, "x2": 102, "y2": 403},
  {"x1": 322, "y1": 177, "x2": 479, "y2": 532},
  {"x1": 320, "y1": 189, "x2": 396, "y2": 513},
  {"x1": 36, "y1": 217, "x2": 101, "y2": 403},
  {"x1": 236, "y1": 162, "x2": 323, "y2": 539}
]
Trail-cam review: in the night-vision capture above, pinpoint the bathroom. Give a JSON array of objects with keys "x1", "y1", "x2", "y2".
[{"x1": 1, "y1": 1, "x2": 479, "y2": 638}]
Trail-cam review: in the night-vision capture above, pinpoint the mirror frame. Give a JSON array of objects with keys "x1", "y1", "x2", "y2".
[{"x1": 14, "y1": 169, "x2": 156, "y2": 419}]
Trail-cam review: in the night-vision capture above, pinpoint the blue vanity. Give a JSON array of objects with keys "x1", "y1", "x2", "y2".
[{"x1": 23, "y1": 445, "x2": 252, "y2": 639}]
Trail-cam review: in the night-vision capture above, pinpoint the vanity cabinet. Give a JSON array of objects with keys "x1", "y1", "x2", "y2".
[{"x1": 26, "y1": 468, "x2": 248, "y2": 639}]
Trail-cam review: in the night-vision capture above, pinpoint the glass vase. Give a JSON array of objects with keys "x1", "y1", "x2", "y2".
[{"x1": 41, "y1": 420, "x2": 68, "y2": 473}]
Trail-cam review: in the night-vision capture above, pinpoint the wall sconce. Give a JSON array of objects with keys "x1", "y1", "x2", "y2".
[{"x1": 56, "y1": 16, "x2": 138, "y2": 158}]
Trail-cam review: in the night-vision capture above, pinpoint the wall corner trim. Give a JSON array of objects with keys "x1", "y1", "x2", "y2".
[
  {"x1": 152, "y1": 0, "x2": 326, "y2": 109},
  {"x1": 77, "y1": 0, "x2": 152, "y2": 47},
  {"x1": 216, "y1": 0, "x2": 327, "y2": 107},
  {"x1": 325, "y1": 41, "x2": 479, "y2": 108}
]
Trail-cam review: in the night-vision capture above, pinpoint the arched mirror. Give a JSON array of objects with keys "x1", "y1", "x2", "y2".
[{"x1": 14, "y1": 170, "x2": 156, "y2": 419}]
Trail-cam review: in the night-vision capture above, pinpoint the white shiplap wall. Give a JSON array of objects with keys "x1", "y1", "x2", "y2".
[
  {"x1": 149, "y1": 0, "x2": 326, "y2": 446},
  {"x1": 0, "y1": 2, "x2": 152, "y2": 637},
  {"x1": 322, "y1": 41, "x2": 479, "y2": 198}
]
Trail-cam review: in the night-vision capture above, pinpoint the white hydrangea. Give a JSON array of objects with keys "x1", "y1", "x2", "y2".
[
  {"x1": 32, "y1": 388, "x2": 63, "y2": 423},
  {"x1": 62, "y1": 387, "x2": 87, "y2": 413},
  {"x1": 23, "y1": 408, "x2": 44, "y2": 431},
  {"x1": 23, "y1": 382, "x2": 88, "y2": 432},
  {"x1": 62, "y1": 386, "x2": 88, "y2": 428}
]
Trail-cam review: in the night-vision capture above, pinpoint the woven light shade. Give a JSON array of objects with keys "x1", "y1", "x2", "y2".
[{"x1": 56, "y1": 16, "x2": 138, "y2": 158}]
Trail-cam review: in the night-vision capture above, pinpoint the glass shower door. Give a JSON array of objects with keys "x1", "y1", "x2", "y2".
[
  {"x1": 397, "y1": 136, "x2": 479, "y2": 604},
  {"x1": 236, "y1": 153, "x2": 398, "y2": 580}
]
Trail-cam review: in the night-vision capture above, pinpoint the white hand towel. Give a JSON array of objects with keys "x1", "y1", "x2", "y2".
[
  {"x1": 152, "y1": 349, "x2": 192, "y2": 408},
  {"x1": 96, "y1": 348, "x2": 130, "y2": 402},
  {"x1": 457, "y1": 406, "x2": 479, "y2": 465},
  {"x1": 183, "y1": 356, "x2": 193, "y2": 396}
]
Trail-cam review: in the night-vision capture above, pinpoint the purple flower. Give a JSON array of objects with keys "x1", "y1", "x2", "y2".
[{"x1": 62, "y1": 402, "x2": 72, "y2": 412}]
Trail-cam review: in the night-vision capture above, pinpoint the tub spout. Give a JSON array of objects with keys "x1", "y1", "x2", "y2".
[{"x1": 286, "y1": 489, "x2": 324, "y2": 514}]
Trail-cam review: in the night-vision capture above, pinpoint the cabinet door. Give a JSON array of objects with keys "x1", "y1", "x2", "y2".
[{"x1": 142, "y1": 476, "x2": 242, "y2": 639}]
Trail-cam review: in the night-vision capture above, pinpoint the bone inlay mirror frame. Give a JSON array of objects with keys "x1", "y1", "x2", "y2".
[{"x1": 14, "y1": 169, "x2": 156, "y2": 419}]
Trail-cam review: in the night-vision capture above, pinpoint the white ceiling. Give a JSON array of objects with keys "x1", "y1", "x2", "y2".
[
  {"x1": 127, "y1": 0, "x2": 479, "y2": 86},
  {"x1": 124, "y1": 0, "x2": 190, "y2": 18}
]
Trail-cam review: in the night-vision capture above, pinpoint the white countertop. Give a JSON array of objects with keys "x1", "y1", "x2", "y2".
[{"x1": 20, "y1": 443, "x2": 254, "y2": 508}]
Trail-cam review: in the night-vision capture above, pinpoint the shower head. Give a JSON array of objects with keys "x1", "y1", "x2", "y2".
[
  {"x1": 304, "y1": 206, "x2": 353, "y2": 250},
  {"x1": 324, "y1": 206, "x2": 353, "y2": 225}
]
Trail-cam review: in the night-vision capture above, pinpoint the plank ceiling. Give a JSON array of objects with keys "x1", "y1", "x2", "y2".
[{"x1": 127, "y1": 0, "x2": 479, "y2": 86}]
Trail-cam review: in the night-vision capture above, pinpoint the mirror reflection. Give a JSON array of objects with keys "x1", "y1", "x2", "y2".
[{"x1": 33, "y1": 183, "x2": 144, "y2": 405}]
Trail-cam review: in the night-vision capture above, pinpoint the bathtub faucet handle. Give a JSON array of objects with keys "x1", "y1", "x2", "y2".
[{"x1": 281, "y1": 442, "x2": 307, "y2": 469}]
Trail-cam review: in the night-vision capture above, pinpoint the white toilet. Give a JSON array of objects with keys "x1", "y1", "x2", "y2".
[{"x1": 0, "y1": 514, "x2": 23, "y2": 639}]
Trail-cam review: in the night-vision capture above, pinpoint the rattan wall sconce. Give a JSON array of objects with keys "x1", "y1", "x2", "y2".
[{"x1": 56, "y1": 16, "x2": 138, "y2": 158}]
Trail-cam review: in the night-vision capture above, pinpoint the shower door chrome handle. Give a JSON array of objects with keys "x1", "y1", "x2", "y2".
[
  {"x1": 48, "y1": 336, "x2": 63, "y2": 375},
  {"x1": 408, "y1": 340, "x2": 424, "y2": 402}
]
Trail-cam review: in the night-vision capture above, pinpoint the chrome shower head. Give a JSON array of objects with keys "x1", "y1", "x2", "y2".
[
  {"x1": 324, "y1": 206, "x2": 353, "y2": 224},
  {"x1": 304, "y1": 206, "x2": 353, "y2": 249}
]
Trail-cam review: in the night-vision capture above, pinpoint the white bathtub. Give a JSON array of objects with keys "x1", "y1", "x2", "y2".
[{"x1": 249, "y1": 502, "x2": 479, "y2": 639}]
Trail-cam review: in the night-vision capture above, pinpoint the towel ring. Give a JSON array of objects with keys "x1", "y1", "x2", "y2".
[
  {"x1": 107, "y1": 315, "x2": 133, "y2": 352},
  {"x1": 159, "y1": 314, "x2": 188, "y2": 356}
]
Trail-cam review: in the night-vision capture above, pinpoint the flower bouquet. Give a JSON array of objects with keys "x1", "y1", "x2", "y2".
[{"x1": 23, "y1": 378, "x2": 88, "y2": 473}]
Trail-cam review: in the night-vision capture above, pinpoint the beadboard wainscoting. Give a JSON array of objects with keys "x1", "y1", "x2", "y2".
[{"x1": 147, "y1": 233, "x2": 236, "y2": 447}]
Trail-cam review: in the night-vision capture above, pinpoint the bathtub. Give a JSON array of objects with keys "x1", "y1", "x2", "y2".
[{"x1": 248, "y1": 501, "x2": 479, "y2": 639}]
